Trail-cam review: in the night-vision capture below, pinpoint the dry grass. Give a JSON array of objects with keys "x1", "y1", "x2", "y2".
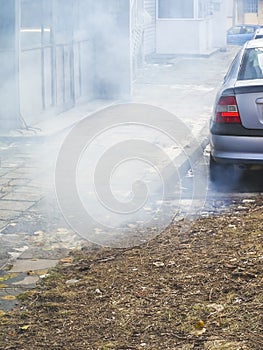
[{"x1": 0, "y1": 198, "x2": 262, "y2": 350}]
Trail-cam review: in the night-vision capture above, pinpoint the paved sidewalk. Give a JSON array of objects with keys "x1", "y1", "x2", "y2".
[
  {"x1": 0, "y1": 45, "x2": 240, "y2": 311},
  {"x1": 133, "y1": 46, "x2": 240, "y2": 137}
]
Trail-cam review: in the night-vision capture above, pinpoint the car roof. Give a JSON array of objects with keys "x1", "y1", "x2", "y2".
[
  {"x1": 245, "y1": 38, "x2": 263, "y2": 48},
  {"x1": 230, "y1": 24, "x2": 260, "y2": 28},
  {"x1": 238, "y1": 24, "x2": 260, "y2": 27}
]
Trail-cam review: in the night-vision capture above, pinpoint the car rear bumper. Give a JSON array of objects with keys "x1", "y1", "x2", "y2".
[{"x1": 210, "y1": 134, "x2": 263, "y2": 164}]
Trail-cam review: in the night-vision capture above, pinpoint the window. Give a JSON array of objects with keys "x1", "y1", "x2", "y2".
[
  {"x1": 158, "y1": 0, "x2": 194, "y2": 19},
  {"x1": 0, "y1": 1, "x2": 16, "y2": 50},
  {"x1": 198, "y1": 0, "x2": 209, "y2": 18},
  {"x1": 238, "y1": 48, "x2": 263, "y2": 80},
  {"x1": 244, "y1": 0, "x2": 258, "y2": 13},
  {"x1": 21, "y1": 0, "x2": 52, "y2": 48},
  {"x1": 228, "y1": 26, "x2": 243, "y2": 35},
  {"x1": 245, "y1": 26, "x2": 257, "y2": 34}
]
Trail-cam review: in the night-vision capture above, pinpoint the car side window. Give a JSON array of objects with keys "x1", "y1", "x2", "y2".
[
  {"x1": 240, "y1": 27, "x2": 247, "y2": 34},
  {"x1": 257, "y1": 51, "x2": 263, "y2": 70},
  {"x1": 224, "y1": 50, "x2": 242, "y2": 82},
  {"x1": 228, "y1": 26, "x2": 241, "y2": 35},
  {"x1": 246, "y1": 27, "x2": 256, "y2": 34}
]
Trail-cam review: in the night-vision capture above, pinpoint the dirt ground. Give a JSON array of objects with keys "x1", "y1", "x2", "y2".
[{"x1": 0, "y1": 196, "x2": 262, "y2": 350}]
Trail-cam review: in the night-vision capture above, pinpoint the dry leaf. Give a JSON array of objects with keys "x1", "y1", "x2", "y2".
[
  {"x1": 192, "y1": 327, "x2": 206, "y2": 336},
  {"x1": 0, "y1": 310, "x2": 6, "y2": 317},
  {"x1": 60, "y1": 257, "x2": 74, "y2": 264},
  {"x1": 65, "y1": 279, "x2": 79, "y2": 286},
  {"x1": 1, "y1": 295, "x2": 16, "y2": 301},
  {"x1": 194, "y1": 320, "x2": 205, "y2": 330},
  {"x1": 153, "y1": 261, "x2": 165, "y2": 267},
  {"x1": 208, "y1": 303, "x2": 224, "y2": 313},
  {"x1": 27, "y1": 269, "x2": 48, "y2": 276},
  {"x1": 192, "y1": 319, "x2": 206, "y2": 336}
]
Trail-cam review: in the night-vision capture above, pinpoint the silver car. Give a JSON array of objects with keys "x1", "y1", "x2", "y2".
[
  {"x1": 209, "y1": 39, "x2": 263, "y2": 181},
  {"x1": 253, "y1": 28, "x2": 263, "y2": 39}
]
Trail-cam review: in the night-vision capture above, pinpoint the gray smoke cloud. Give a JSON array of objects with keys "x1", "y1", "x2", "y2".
[{"x1": 55, "y1": 103, "x2": 208, "y2": 247}]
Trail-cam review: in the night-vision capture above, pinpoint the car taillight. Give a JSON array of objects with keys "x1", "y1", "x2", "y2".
[{"x1": 215, "y1": 96, "x2": 241, "y2": 123}]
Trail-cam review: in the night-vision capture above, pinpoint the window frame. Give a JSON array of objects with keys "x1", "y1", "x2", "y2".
[
  {"x1": 157, "y1": 0, "x2": 196, "y2": 20},
  {"x1": 244, "y1": 0, "x2": 258, "y2": 14}
]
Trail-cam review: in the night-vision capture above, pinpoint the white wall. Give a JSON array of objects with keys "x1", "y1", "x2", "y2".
[
  {"x1": 227, "y1": 0, "x2": 234, "y2": 27},
  {"x1": 156, "y1": 18, "x2": 213, "y2": 55},
  {"x1": 144, "y1": 0, "x2": 156, "y2": 55},
  {"x1": 211, "y1": 0, "x2": 227, "y2": 49},
  {"x1": 148, "y1": 0, "x2": 231, "y2": 56}
]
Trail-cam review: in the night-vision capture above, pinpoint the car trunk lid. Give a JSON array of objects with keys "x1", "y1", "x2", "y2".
[{"x1": 234, "y1": 80, "x2": 263, "y2": 129}]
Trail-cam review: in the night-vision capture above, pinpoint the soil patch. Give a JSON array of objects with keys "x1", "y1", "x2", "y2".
[{"x1": 0, "y1": 197, "x2": 262, "y2": 350}]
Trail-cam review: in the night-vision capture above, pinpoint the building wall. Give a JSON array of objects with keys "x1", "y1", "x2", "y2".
[
  {"x1": 156, "y1": 19, "x2": 212, "y2": 54},
  {"x1": 244, "y1": 12, "x2": 258, "y2": 22},
  {"x1": 144, "y1": 0, "x2": 156, "y2": 55},
  {"x1": 234, "y1": 0, "x2": 263, "y2": 26},
  {"x1": 227, "y1": 0, "x2": 234, "y2": 27},
  {"x1": 259, "y1": 0, "x2": 263, "y2": 23},
  {"x1": 211, "y1": 0, "x2": 228, "y2": 48},
  {"x1": 19, "y1": 0, "x2": 76, "y2": 123},
  {"x1": 0, "y1": 0, "x2": 21, "y2": 130},
  {"x1": 154, "y1": 0, "x2": 227, "y2": 55},
  {"x1": 0, "y1": 0, "x2": 132, "y2": 130}
]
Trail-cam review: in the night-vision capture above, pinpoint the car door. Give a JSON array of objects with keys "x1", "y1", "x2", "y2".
[
  {"x1": 245, "y1": 26, "x2": 258, "y2": 41},
  {"x1": 227, "y1": 26, "x2": 243, "y2": 45},
  {"x1": 227, "y1": 26, "x2": 255, "y2": 45}
]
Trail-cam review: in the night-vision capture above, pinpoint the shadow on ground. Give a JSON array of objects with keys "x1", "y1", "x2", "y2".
[{"x1": 211, "y1": 168, "x2": 263, "y2": 193}]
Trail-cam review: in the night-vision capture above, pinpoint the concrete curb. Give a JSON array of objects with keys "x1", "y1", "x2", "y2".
[{"x1": 158, "y1": 122, "x2": 209, "y2": 202}]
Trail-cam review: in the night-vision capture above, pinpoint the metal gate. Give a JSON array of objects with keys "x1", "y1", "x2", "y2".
[{"x1": 19, "y1": 0, "x2": 94, "y2": 125}]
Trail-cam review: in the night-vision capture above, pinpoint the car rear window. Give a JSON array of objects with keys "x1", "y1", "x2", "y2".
[{"x1": 238, "y1": 48, "x2": 263, "y2": 80}]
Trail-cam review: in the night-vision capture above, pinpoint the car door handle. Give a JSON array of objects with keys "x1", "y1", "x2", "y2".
[{"x1": 256, "y1": 98, "x2": 263, "y2": 104}]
